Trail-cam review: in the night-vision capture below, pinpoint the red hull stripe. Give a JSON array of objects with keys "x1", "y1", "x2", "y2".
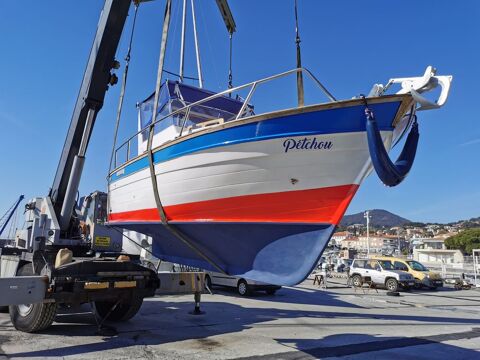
[{"x1": 108, "y1": 184, "x2": 359, "y2": 225}]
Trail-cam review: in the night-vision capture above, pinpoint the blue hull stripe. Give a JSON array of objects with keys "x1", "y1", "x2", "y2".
[
  {"x1": 110, "y1": 101, "x2": 400, "y2": 183},
  {"x1": 119, "y1": 222, "x2": 336, "y2": 286}
]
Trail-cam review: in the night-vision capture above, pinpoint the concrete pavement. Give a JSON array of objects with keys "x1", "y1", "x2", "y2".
[{"x1": 0, "y1": 280, "x2": 479, "y2": 359}]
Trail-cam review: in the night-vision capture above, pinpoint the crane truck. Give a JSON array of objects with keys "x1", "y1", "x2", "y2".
[{"x1": 0, "y1": 0, "x2": 204, "y2": 333}]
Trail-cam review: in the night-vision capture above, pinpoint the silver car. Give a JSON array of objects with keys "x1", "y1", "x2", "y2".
[
  {"x1": 205, "y1": 271, "x2": 281, "y2": 296},
  {"x1": 350, "y1": 259, "x2": 415, "y2": 292}
]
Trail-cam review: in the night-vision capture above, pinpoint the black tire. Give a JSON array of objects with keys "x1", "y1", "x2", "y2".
[
  {"x1": 0, "y1": 306, "x2": 8, "y2": 313},
  {"x1": 385, "y1": 278, "x2": 399, "y2": 292},
  {"x1": 205, "y1": 275, "x2": 212, "y2": 290},
  {"x1": 237, "y1": 279, "x2": 250, "y2": 296},
  {"x1": 265, "y1": 289, "x2": 276, "y2": 296},
  {"x1": 351, "y1": 274, "x2": 362, "y2": 288},
  {"x1": 92, "y1": 297, "x2": 143, "y2": 322},
  {"x1": 9, "y1": 264, "x2": 57, "y2": 333}
]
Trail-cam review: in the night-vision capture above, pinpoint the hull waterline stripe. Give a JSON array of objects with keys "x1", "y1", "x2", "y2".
[{"x1": 108, "y1": 184, "x2": 359, "y2": 225}]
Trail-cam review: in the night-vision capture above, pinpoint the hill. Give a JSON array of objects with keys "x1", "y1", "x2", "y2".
[{"x1": 341, "y1": 209, "x2": 411, "y2": 228}]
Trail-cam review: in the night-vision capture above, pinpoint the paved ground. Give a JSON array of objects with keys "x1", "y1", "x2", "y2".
[{"x1": 0, "y1": 279, "x2": 479, "y2": 359}]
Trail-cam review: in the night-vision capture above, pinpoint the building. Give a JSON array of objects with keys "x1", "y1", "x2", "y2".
[
  {"x1": 357, "y1": 236, "x2": 384, "y2": 251},
  {"x1": 331, "y1": 231, "x2": 352, "y2": 246},
  {"x1": 413, "y1": 248, "x2": 464, "y2": 264},
  {"x1": 341, "y1": 236, "x2": 360, "y2": 250},
  {"x1": 411, "y1": 237, "x2": 446, "y2": 250}
]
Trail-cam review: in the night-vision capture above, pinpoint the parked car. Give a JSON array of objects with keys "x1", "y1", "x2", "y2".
[
  {"x1": 349, "y1": 259, "x2": 415, "y2": 292},
  {"x1": 371, "y1": 256, "x2": 443, "y2": 289},
  {"x1": 336, "y1": 258, "x2": 353, "y2": 273},
  {"x1": 205, "y1": 271, "x2": 281, "y2": 296}
]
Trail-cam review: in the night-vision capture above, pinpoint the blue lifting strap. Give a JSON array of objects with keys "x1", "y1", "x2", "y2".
[{"x1": 365, "y1": 107, "x2": 419, "y2": 187}]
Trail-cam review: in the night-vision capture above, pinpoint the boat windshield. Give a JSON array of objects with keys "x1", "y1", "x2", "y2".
[
  {"x1": 134, "y1": 80, "x2": 254, "y2": 154},
  {"x1": 406, "y1": 260, "x2": 428, "y2": 272},
  {"x1": 138, "y1": 80, "x2": 253, "y2": 141}
]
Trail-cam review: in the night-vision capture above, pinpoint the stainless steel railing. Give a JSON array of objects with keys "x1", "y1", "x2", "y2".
[{"x1": 112, "y1": 67, "x2": 336, "y2": 172}]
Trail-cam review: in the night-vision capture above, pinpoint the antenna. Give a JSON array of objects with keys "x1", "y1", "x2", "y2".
[{"x1": 294, "y1": 0, "x2": 304, "y2": 107}]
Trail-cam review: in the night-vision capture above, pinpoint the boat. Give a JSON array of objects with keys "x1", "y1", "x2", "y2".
[{"x1": 106, "y1": 0, "x2": 452, "y2": 286}]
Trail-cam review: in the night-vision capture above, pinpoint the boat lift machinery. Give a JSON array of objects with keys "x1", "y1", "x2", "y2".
[
  {"x1": 0, "y1": 195, "x2": 24, "y2": 240},
  {"x1": 0, "y1": 0, "x2": 205, "y2": 333}
]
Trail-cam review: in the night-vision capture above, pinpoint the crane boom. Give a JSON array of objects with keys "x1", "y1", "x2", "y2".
[
  {"x1": 0, "y1": 195, "x2": 24, "y2": 237},
  {"x1": 49, "y1": 0, "x2": 130, "y2": 230}
]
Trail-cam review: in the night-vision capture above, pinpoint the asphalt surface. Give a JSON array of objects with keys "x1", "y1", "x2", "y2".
[{"x1": 0, "y1": 279, "x2": 479, "y2": 359}]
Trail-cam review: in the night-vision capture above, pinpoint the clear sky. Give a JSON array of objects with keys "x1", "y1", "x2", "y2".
[{"x1": 0, "y1": 0, "x2": 479, "y2": 224}]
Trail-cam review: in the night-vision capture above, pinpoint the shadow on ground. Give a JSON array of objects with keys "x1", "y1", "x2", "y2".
[
  {"x1": 210, "y1": 285, "x2": 362, "y2": 307},
  {"x1": 2, "y1": 286, "x2": 480, "y2": 358},
  {"x1": 237, "y1": 330, "x2": 480, "y2": 359}
]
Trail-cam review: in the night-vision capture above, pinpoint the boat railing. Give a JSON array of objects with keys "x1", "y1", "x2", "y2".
[{"x1": 112, "y1": 67, "x2": 336, "y2": 172}]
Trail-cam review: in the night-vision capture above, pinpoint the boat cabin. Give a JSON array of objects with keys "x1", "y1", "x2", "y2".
[{"x1": 137, "y1": 80, "x2": 253, "y2": 153}]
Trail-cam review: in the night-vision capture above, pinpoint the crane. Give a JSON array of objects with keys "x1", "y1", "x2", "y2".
[
  {"x1": 0, "y1": 0, "x2": 204, "y2": 333},
  {"x1": 0, "y1": 195, "x2": 24, "y2": 238}
]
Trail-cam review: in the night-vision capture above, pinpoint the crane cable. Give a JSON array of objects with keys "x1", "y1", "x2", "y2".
[
  {"x1": 108, "y1": 3, "x2": 140, "y2": 173},
  {"x1": 228, "y1": 31, "x2": 233, "y2": 91}
]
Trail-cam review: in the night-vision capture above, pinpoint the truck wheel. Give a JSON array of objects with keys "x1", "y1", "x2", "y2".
[
  {"x1": 92, "y1": 297, "x2": 143, "y2": 322},
  {"x1": 385, "y1": 278, "x2": 399, "y2": 292},
  {"x1": 237, "y1": 280, "x2": 250, "y2": 296},
  {"x1": 351, "y1": 275, "x2": 362, "y2": 288},
  {"x1": 9, "y1": 264, "x2": 57, "y2": 333}
]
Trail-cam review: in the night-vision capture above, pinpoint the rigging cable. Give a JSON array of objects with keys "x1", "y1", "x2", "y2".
[
  {"x1": 294, "y1": 0, "x2": 304, "y2": 107},
  {"x1": 228, "y1": 31, "x2": 233, "y2": 90},
  {"x1": 108, "y1": 3, "x2": 140, "y2": 173}
]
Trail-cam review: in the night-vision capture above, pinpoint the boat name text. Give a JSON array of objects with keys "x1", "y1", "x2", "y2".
[{"x1": 283, "y1": 137, "x2": 333, "y2": 153}]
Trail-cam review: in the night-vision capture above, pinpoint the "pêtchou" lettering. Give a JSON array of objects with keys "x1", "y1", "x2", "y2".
[{"x1": 283, "y1": 137, "x2": 333, "y2": 153}]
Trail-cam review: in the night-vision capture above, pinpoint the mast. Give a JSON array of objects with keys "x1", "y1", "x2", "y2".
[
  {"x1": 190, "y1": 0, "x2": 203, "y2": 88},
  {"x1": 179, "y1": 0, "x2": 187, "y2": 82},
  {"x1": 294, "y1": 0, "x2": 304, "y2": 107},
  {"x1": 151, "y1": 0, "x2": 172, "y2": 124}
]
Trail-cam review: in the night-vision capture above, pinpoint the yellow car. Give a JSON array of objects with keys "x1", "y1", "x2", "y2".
[{"x1": 372, "y1": 256, "x2": 443, "y2": 289}]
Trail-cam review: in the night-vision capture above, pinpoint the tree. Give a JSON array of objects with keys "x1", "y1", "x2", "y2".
[{"x1": 444, "y1": 228, "x2": 480, "y2": 254}]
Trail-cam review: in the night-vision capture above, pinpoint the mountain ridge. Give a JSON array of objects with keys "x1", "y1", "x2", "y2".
[{"x1": 341, "y1": 209, "x2": 411, "y2": 228}]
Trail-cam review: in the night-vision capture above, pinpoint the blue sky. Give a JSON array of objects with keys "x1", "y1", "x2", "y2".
[{"x1": 0, "y1": 0, "x2": 479, "y2": 224}]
